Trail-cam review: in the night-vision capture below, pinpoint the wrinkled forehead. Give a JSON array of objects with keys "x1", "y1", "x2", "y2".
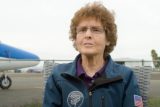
[{"x1": 77, "y1": 17, "x2": 102, "y2": 27}]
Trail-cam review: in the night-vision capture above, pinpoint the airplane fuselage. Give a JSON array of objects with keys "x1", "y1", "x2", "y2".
[
  {"x1": 0, "y1": 42, "x2": 40, "y2": 89},
  {"x1": 0, "y1": 42, "x2": 40, "y2": 71}
]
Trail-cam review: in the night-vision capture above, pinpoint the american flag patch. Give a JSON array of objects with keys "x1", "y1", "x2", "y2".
[{"x1": 134, "y1": 95, "x2": 143, "y2": 107}]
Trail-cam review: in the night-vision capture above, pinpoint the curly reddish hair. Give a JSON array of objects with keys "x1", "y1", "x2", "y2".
[{"x1": 69, "y1": 2, "x2": 117, "y2": 58}]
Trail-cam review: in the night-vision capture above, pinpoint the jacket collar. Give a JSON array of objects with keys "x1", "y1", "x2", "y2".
[
  {"x1": 104, "y1": 55, "x2": 117, "y2": 78},
  {"x1": 62, "y1": 54, "x2": 115, "y2": 78},
  {"x1": 61, "y1": 54, "x2": 123, "y2": 91}
]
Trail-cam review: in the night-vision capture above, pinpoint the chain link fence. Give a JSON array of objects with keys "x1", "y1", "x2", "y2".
[{"x1": 1, "y1": 59, "x2": 160, "y2": 107}]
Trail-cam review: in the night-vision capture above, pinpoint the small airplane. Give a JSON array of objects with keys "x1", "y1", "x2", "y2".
[{"x1": 0, "y1": 42, "x2": 40, "y2": 89}]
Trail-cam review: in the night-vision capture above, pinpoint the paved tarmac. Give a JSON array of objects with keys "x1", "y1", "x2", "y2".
[
  {"x1": 149, "y1": 72, "x2": 160, "y2": 98},
  {"x1": 0, "y1": 73, "x2": 43, "y2": 107},
  {"x1": 0, "y1": 72, "x2": 160, "y2": 107}
]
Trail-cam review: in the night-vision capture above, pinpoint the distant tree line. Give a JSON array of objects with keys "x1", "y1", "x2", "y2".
[{"x1": 151, "y1": 49, "x2": 160, "y2": 69}]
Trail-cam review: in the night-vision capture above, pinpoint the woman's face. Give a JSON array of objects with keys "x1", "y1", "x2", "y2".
[{"x1": 75, "y1": 18, "x2": 109, "y2": 57}]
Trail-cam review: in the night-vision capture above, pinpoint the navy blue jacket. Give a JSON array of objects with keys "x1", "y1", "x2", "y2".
[{"x1": 43, "y1": 55, "x2": 141, "y2": 107}]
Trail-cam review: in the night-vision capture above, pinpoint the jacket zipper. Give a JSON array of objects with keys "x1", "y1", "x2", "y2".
[
  {"x1": 61, "y1": 73, "x2": 122, "y2": 107},
  {"x1": 101, "y1": 96, "x2": 105, "y2": 107},
  {"x1": 89, "y1": 91, "x2": 93, "y2": 107}
]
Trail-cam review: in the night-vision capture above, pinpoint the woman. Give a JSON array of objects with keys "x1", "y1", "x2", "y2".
[{"x1": 43, "y1": 2, "x2": 143, "y2": 107}]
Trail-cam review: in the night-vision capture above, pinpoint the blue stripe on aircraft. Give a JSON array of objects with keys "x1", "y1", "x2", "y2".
[{"x1": 0, "y1": 43, "x2": 39, "y2": 60}]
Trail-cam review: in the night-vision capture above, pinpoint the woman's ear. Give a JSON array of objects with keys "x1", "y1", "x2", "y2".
[{"x1": 106, "y1": 42, "x2": 110, "y2": 46}]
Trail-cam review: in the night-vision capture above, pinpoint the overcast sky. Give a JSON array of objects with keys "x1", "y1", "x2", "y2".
[{"x1": 0, "y1": 0, "x2": 160, "y2": 60}]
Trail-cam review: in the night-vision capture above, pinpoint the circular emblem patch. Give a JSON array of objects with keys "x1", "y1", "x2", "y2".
[{"x1": 67, "y1": 91, "x2": 84, "y2": 107}]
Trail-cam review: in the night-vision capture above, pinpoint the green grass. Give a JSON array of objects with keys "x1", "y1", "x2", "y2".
[
  {"x1": 148, "y1": 97, "x2": 160, "y2": 107},
  {"x1": 1, "y1": 101, "x2": 42, "y2": 107},
  {"x1": 19, "y1": 102, "x2": 42, "y2": 107}
]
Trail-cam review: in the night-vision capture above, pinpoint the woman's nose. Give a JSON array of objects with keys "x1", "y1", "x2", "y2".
[{"x1": 85, "y1": 28, "x2": 92, "y2": 38}]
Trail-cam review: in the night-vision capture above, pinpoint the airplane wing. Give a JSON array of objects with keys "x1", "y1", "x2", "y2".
[{"x1": 0, "y1": 42, "x2": 40, "y2": 71}]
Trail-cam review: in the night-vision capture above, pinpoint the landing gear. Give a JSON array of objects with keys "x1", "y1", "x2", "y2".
[{"x1": 0, "y1": 74, "x2": 12, "y2": 89}]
